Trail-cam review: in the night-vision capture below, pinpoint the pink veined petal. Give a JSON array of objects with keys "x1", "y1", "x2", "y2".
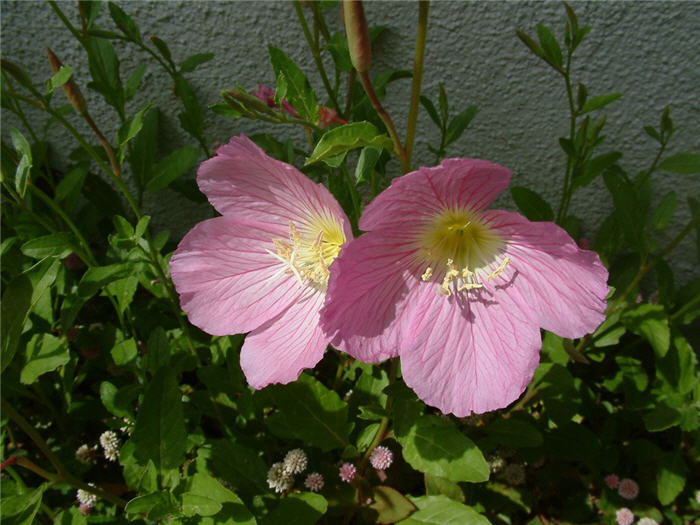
[
  {"x1": 240, "y1": 289, "x2": 328, "y2": 389},
  {"x1": 198, "y1": 135, "x2": 352, "y2": 239},
  {"x1": 360, "y1": 158, "x2": 511, "y2": 232},
  {"x1": 169, "y1": 216, "x2": 302, "y2": 336},
  {"x1": 482, "y1": 210, "x2": 609, "y2": 338},
  {"x1": 400, "y1": 282, "x2": 542, "y2": 417},
  {"x1": 321, "y1": 228, "x2": 423, "y2": 362}
]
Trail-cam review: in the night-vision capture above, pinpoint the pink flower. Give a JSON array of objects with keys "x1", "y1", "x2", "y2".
[
  {"x1": 618, "y1": 478, "x2": 639, "y2": 500},
  {"x1": 605, "y1": 473, "x2": 620, "y2": 489},
  {"x1": 254, "y1": 83, "x2": 300, "y2": 118},
  {"x1": 170, "y1": 136, "x2": 352, "y2": 388},
  {"x1": 370, "y1": 445, "x2": 393, "y2": 470},
  {"x1": 321, "y1": 158, "x2": 608, "y2": 416},
  {"x1": 339, "y1": 462, "x2": 356, "y2": 482},
  {"x1": 304, "y1": 472, "x2": 324, "y2": 492},
  {"x1": 615, "y1": 507, "x2": 634, "y2": 525}
]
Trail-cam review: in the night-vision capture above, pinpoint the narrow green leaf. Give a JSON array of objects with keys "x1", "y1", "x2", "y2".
[
  {"x1": 515, "y1": 29, "x2": 544, "y2": 59},
  {"x1": 21, "y1": 233, "x2": 74, "y2": 259},
  {"x1": 145, "y1": 146, "x2": 200, "y2": 191},
  {"x1": 438, "y1": 83, "x2": 449, "y2": 125},
  {"x1": 10, "y1": 127, "x2": 32, "y2": 197},
  {"x1": 174, "y1": 73, "x2": 205, "y2": 139},
  {"x1": 78, "y1": 263, "x2": 131, "y2": 297},
  {"x1": 510, "y1": 186, "x2": 554, "y2": 221},
  {"x1": 128, "y1": 107, "x2": 159, "y2": 191},
  {"x1": 573, "y1": 151, "x2": 623, "y2": 189},
  {"x1": 180, "y1": 52, "x2": 215, "y2": 73},
  {"x1": 644, "y1": 125, "x2": 661, "y2": 143},
  {"x1": 20, "y1": 333, "x2": 69, "y2": 384},
  {"x1": 444, "y1": 106, "x2": 479, "y2": 147},
  {"x1": 84, "y1": 36, "x2": 123, "y2": 112},
  {"x1": 268, "y1": 46, "x2": 318, "y2": 121},
  {"x1": 536, "y1": 24, "x2": 563, "y2": 69},
  {"x1": 46, "y1": 65, "x2": 72, "y2": 94},
  {"x1": 579, "y1": 93, "x2": 622, "y2": 114},
  {"x1": 55, "y1": 165, "x2": 88, "y2": 207},
  {"x1": 306, "y1": 122, "x2": 393, "y2": 166},
  {"x1": 603, "y1": 170, "x2": 645, "y2": 253},
  {"x1": 108, "y1": 2, "x2": 141, "y2": 42},
  {"x1": 150, "y1": 36, "x2": 173, "y2": 64},
  {"x1": 659, "y1": 153, "x2": 700, "y2": 174},
  {"x1": 117, "y1": 104, "x2": 151, "y2": 162},
  {"x1": 420, "y1": 96, "x2": 442, "y2": 129},
  {"x1": 124, "y1": 64, "x2": 145, "y2": 101},
  {"x1": 652, "y1": 191, "x2": 676, "y2": 231},
  {"x1": 355, "y1": 146, "x2": 382, "y2": 184}
]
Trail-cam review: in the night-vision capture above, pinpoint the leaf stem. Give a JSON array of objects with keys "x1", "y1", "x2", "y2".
[
  {"x1": 405, "y1": 1, "x2": 429, "y2": 168},
  {"x1": 556, "y1": 50, "x2": 576, "y2": 224}
]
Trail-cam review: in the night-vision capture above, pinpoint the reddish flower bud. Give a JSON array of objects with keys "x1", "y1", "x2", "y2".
[{"x1": 342, "y1": 0, "x2": 371, "y2": 73}]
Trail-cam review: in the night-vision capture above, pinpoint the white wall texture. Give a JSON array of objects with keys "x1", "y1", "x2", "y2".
[{"x1": 2, "y1": 1, "x2": 699, "y2": 282}]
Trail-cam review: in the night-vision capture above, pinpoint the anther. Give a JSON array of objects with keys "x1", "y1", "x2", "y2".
[
  {"x1": 421, "y1": 267, "x2": 433, "y2": 281},
  {"x1": 487, "y1": 256, "x2": 511, "y2": 281}
]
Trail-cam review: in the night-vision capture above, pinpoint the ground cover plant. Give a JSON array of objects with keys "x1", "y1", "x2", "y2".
[{"x1": 1, "y1": 1, "x2": 699, "y2": 524}]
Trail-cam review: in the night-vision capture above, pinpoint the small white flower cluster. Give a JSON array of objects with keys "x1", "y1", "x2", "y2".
[
  {"x1": 75, "y1": 444, "x2": 97, "y2": 465},
  {"x1": 267, "y1": 448, "x2": 311, "y2": 494},
  {"x1": 120, "y1": 417, "x2": 134, "y2": 436},
  {"x1": 76, "y1": 483, "x2": 98, "y2": 508},
  {"x1": 99, "y1": 430, "x2": 121, "y2": 462}
]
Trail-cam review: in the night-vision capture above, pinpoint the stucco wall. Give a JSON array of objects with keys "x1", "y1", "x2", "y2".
[{"x1": 2, "y1": 1, "x2": 699, "y2": 282}]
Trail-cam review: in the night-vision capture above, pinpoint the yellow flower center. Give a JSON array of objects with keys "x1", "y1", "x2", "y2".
[
  {"x1": 270, "y1": 214, "x2": 346, "y2": 291},
  {"x1": 417, "y1": 208, "x2": 509, "y2": 296}
]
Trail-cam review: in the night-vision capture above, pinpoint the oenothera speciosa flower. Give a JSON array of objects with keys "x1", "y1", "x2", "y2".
[
  {"x1": 170, "y1": 136, "x2": 352, "y2": 388},
  {"x1": 321, "y1": 159, "x2": 608, "y2": 416}
]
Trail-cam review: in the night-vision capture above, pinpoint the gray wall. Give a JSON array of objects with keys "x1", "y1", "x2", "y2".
[{"x1": 2, "y1": 1, "x2": 699, "y2": 282}]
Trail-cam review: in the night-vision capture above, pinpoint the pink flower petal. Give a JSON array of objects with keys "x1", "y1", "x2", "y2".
[
  {"x1": 241, "y1": 290, "x2": 328, "y2": 388},
  {"x1": 198, "y1": 135, "x2": 352, "y2": 240},
  {"x1": 321, "y1": 229, "x2": 423, "y2": 362},
  {"x1": 170, "y1": 216, "x2": 302, "y2": 335},
  {"x1": 400, "y1": 282, "x2": 542, "y2": 416},
  {"x1": 483, "y1": 210, "x2": 609, "y2": 338},
  {"x1": 360, "y1": 158, "x2": 511, "y2": 232}
]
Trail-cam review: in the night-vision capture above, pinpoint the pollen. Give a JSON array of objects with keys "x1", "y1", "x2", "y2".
[
  {"x1": 270, "y1": 214, "x2": 345, "y2": 290},
  {"x1": 417, "y1": 207, "x2": 509, "y2": 296}
]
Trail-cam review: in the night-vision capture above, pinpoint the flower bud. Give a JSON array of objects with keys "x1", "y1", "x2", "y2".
[
  {"x1": 342, "y1": 0, "x2": 371, "y2": 73},
  {"x1": 46, "y1": 47, "x2": 86, "y2": 114}
]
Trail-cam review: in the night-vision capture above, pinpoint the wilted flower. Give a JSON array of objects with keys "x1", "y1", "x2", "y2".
[
  {"x1": 605, "y1": 473, "x2": 620, "y2": 489},
  {"x1": 99, "y1": 431, "x2": 120, "y2": 462},
  {"x1": 170, "y1": 136, "x2": 352, "y2": 388},
  {"x1": 76, "y1": 484, "x2": 98, "y2": 508},
  {"x1": 318, "y1": 106, "x2": 346, "y2": 128},
  {"x1": 267, "y1": 462, "x2": 293, "y2": 493},
  {"x1": 304, "y1": 472, "x2": 324, "y2": 492},
  {"x1": 615, "y1": 507, "x2": 634, "y2": 525},
  {"x1": 322, "y1": 158, "x2": 608, "y2": 416},
  {"x1": 339, "y1": 462, "x2": 356, "y2": 483},
  {"x1": 618, "y1": 478, "x2": 639, "y2": 500},
  {"x1": 75, "y1": 444, "x2": 97, "y2": 465},
  {"x1": 254, "y1": 83, "x2": 300, "y2": 117},
  {"x1": 369, "y1": 446, "x2": 393, "y2": 470},
  {"x1": 283, "y1": 448, "x2": 308, "y2": 475}
]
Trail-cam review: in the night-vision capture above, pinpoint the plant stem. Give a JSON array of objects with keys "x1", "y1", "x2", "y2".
[
  {"x1": 405, "y1": 1, "x2": 429, "y2": 168},
  {"x1": 345, "y1": 69, "x2": 356, "y2": 116},
  {"x1": 358, "y1": 71, "x2": 409, "y2": 173},
  {"x1": 556, "y1": 51, "x2": 576, "y2": 224},
  {"x1": 360, "y1": 359, "x2": 399, "y2": 471},
  {"x1": 82, "y1": 112, "x2": 121, "y2": 178},
  {"x1": 294, "y1": 1, "x2": 339, "y2": 112}
]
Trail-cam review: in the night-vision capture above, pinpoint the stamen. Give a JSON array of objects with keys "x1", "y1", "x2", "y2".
[
  {"x1": 487, "y1": 256, "x2": 511, "y2": 281},
  {"x1": 421, "y1": 267, "x2": 433, "y2": 281}
]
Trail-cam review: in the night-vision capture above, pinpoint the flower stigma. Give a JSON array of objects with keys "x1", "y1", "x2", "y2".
[
  {"x1": 269, "y1": 214, "x2": 346, "y2": 290},
  {"x1": 417, "y1": 207, "x2": 509, "y2": 296}
]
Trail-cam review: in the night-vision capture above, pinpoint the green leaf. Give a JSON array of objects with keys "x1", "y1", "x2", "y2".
[
  {"x1": 579, "y1": 93, "x2": 622, "y2": 114},
  {"x1": 399, "y1": 495, "x2": 490, "y2": 525},
  {"x1": 355, "y1": 146, "x2": 382, "y2": 184},
  {"x1": 46, "y1": 65, "x2": 72, "y2": 94},
  {"x1": 145, "y1": 146, "x2": 200, "y2": 191},
  {"x1": 438, "y1": 84, "x2": 449, "y2": 125},
  {"x1": 656, "y1": 451, "x2": 687, "y2": 505},
  {"x1": 181, "y1": 473, "x2": 254, "y2": 522},
  {"x1": 10, "y1": 127, "x2": 32, "y2": 197},
  {"x1": 370, "y1": 486, "x2": 416, "y2": 524},
  {"x1": 535, "y1": 24, "x2": 563, "y2": 69},
  {"x1": 396, "y1": 413, "x2": 489, "y2": 483},
  {"x1": 603, "y1": 170, "x2": 645, "y2": 254},
  {"x1": 424, "y1": 474, "x2": 465, "y2": 503},
  {"x1": 324, "y1": 31, "x2": 353, "y2": 72},
  {"x1": 268, "y1": 46, "x2": 317, "y2": 121},
  {"x1": 266, "y1": 373, "x2": 352, "y2": 451},
  {"x1": 622, "y1": 303, "x2": 670, "y2": 357},
  {"x1": 129, "y1": 367, "x2": 186, "y2": 475},
  {"x1": 573, "y1": 151, "x2": 622, "y2": 189},
  {"x1": 20, "y1": 333, "x2": 69, "y2": 384},
  {"x1": 150, "y1": 36, "x2": 173, "y2": 64},
  {"x1": 515, "y1": 29, "x2": 544, "y2": 60},
  {"x1": 261, "y1": 492, "x2": 327, "y2": 525},
  {"x1": 444, "y1": 106, "x2": 479, "y2": 147},
  {"x1": 652, "y1": 191, "x2": 676, "y2": 231},
  {"x1": 55, "y1": 165, "x2": 88, "y2": 208},
  {"x1": 107, "y1": 276, "x2": 139, "y2": 315},
  {"x1": 644, "y1": 125, "x2": 661, "y2": 143},
  {"x1": 486, "y1": 418, "x2": 543, "y2": 448},
  {"x1": 643, "y1": 401, "x2": 681, "y2": 432},
  {"x1": 84, "y1": 36, "x2": 123, "y2": 113},
  {"x1": 111, "y1": 338, "x2": 138, "y2": 366},
  {"x1": 117, "y1": 105, "x2": 151, "y2": 162},
  {"x1": 0, "y1": 483, "x2": 47, "y2": 525},
  {"x1": 128, "y1": 107, "x2": 159, "y2": 191},
  {"x1": 174, "y1": 73, "x2": 205, "y2": 140},
  {"x1": 420, "y1": 96, "x2": 442, "y2": 129},
  {"x1": 125, "y1": 491, "x2": 179, "y2": 521},
  {"x1": 510, "y1": 187, "x2": 553, "y2": 221},
  {"x1": 78, "y1": 263, "x2": 132, "y2": 297},
  {"x1": 124, "y1": 64, "x2": 146, "y2": 101},
  {"x1": 100, "y1": 381, "x2": 138, "y2": 419},
  {"x1": 306, "y1": 122, "x2": 393, "y2": 166},
  {"x1": 20, "y1": 233, "x2": 74, "y2": 259},
  {"x1": 659, "y1": 153, "x2": 700, "y2": 174},
  {"x1": 108, "y1": 2, "x2": 141, "y2": 42},
  {"x1": 205, "y1": 440, "x2": 268, "y2": 498},
  {"x1": 180, "y1": 52, "x2": 215, "y2": 73}
]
